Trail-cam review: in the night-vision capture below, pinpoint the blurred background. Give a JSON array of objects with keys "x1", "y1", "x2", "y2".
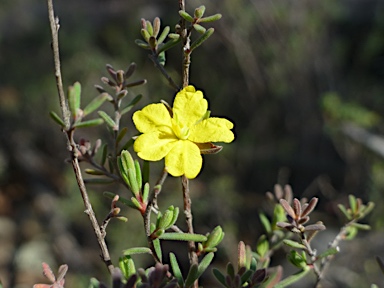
[{"x1": 1, "y1": 0, "x2": 384, "y2": 287}]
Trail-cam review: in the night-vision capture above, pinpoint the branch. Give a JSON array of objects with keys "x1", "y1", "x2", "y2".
[{"x1": 47, "y1": 0, "x2": 114, "y2": 274}]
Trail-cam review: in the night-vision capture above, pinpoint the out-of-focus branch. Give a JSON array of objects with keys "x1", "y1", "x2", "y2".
[{"x1": 47, "y1": 0, "x2": 114, "y2": 274}]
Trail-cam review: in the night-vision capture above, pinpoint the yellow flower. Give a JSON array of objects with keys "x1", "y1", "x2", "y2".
[{"x1": 133, "y1": 85, "x2": 234, "y2": 179}]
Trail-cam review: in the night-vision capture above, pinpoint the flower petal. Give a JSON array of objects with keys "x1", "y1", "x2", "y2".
[
  {"x1": 189, "y1": 117, "x2": 234, "y2": 143},
  {"x1": 133, "y1": 103, "x2": 172, "y2": 133},
  {"x1": 165, "y1": 140, "x2": 202, "y2": 179},
  {"x1": 173, "y1": 86, "x2": 208, "y2": 127},
  {"x1": 134, "y1": 131, "x2": 178, "y2": 161}
]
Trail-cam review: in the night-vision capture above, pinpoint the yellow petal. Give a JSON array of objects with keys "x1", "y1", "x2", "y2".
[
  {"x1": 133, "y1": 103, "x2": 172, "y2": 133},
  {"x1": 173, "y1": 86, "x2": 208, "y2": 127},
  {"x1": 165, "y1": 140, "x2": 202, "y2": 179},
  {"x1": 134, "y1": 131, "x2": 178, "y2": 161},
  {"x1": 189, "y1": 117, "x2": 235, "y2": 143}
]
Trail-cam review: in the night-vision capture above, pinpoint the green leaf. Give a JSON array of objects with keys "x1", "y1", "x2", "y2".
[
  {"x1": 84, "y1": 169, "x2": 105, "y2": 175},
  {"x1": 68, "y1": 82, "x2": 81, "y2": 118},
  {"x1": 88, "y1": 278, "x2": 100, "y2": 288},
  {"x1": 83, "y1": 178, "x2": 114, "y2": 184},
  {"x1": 256, "y1": 235, "x2": 269, "y2": 258},
  {"x1": 49, "y1": 111, "x2": 65, "y2": 127},
  {"x1": 123, "y1": 247, "x2": 152, "y2": 256},
  {"x1": 116, "y1": 127, "x2": 128, "y2": 145},
  {"x1": 287, "y1": 250, "x2": 307, "y2": 269},
  {"x1": 283, "y1": 239, "x2": 306, "y2": 250},
  {"x1": 349, "y1": 195, "x2": 357, "y2": 214},
  {"x1": 83, "y1": 93, "x2": 110, "y2": 117},
  {"x1": 170, "y1": 253, "x2": 184, "y2": 287},
  {"x1": 153, "y1": 238, "x2": 162, "y2": 262},
  {"x1": 194, "y1": 5, "x2": 206, "y2": 18},
  {"x1": 135, "y1": 39, "x2": 150, "y2": 49},
  {"x1": 158, "y1": 206, "x2": 174, "y2": 230},
  {"x1": 157, "y1": 26, "x2": 170, "y2": 45},
  {"x1": 72, "y1": 118, "x2": 104, "y2": 128},
  {"x1": 141, "y1": 28, "x2": 150, "y2": 42},
  {"x1": 190, "y1": 28, "x2": 214, "y2": 52},
  {"x1": 350, "y1": 222, "x2": 371, "y2": 230},
  {"x1": 100, "y1": 144, "x2": 108, "y2": 166},
  {"x1": 317, "y1": 247, "x2": 339, "y2": 259},
  {"x1": 212, "y1": 268, "x2": 226, "y2": 287},
  {"x1": 158, "y1": 233, "x2": 207, "y2": 242},
  {"x1": 196, "y1": 252, "x2": 214, "y2": 279},
  {"x1": 199, "y1": 13, "x2": 222, "y2": 23},
  {"x1": 274, "y1": 268, "x2": 311, "y2": 288},
  {"x1": 142, "y1": 182, "x2": 150, "y2": 203},
  {"x1": 98, "y1": 111, "x2": 117, "y2": 130},
  {"x1": 184, "y1": 264, "x2": 198, "y2": 288},
  {"x1": 104, "y1": 192, "x2": 139, "y2": 209},
  {"x1": 179, "y1": 10, "x2": 194, "y2": 22},
  {"x1": 134, "y1": 160, "x2": 142, "y2": 191},
  {"x1": 157, "y1": 37, "x2": 181, "y2": 55},
  {"x1": 259, "y1": 213, "x2": 272, "y2": 234},
  {"x1": 193, "y1": 23, "x2": 206, "y2": 34},
  {"x1": 240, "y1": 269, "x2": 253, "y2": 285},
  {"x1": 121, "y1": 94, "x2": 143, "y2": 115},
  {"x1": 338, "y1": 204, "x2": 352, "y2": 220},
  {"x1": 119, "y1": 255, "x2": 136, "y2": 279}
]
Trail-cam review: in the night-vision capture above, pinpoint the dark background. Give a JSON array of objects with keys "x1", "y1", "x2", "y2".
[{"x1": 1, "y1": 0, "x2": 384, "y2": 287}]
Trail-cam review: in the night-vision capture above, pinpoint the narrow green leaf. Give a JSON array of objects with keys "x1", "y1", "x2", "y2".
[
  {"x1": 153, "y1": 238, "x2": 162, "y2": 262},
  {"x1": 256, "y1": 235, "x2": 269, "y2": 257},
  {"x1": 196, "y1": 252, "x2": 214, "y2": 279},
  {"x1": 100, "y1": 144, "x2": 108, "y2": 166},
  {"x1": 83, "y1": 178, "x2": 114, "y2": 184},
  {"x1": 98, "y1": 111, "x2": 117, "y2": 130},
  {"x1": 194, "y1": 5, "x2": 206, "y2": 18},
  {"x1": 274, "y1": 268, "x2": 311, "y2": 288},
  {"x1": 212, "y1": 268, "x2": 226, "y2": 287},
  {"x1": 131, "y1": 196, "x2": 142, "y2": 211},
  {"x1": 134, "y1": 160, "x2": 142, "y2": 191},
  {"x1": 338, "y1": 204, "x2": 352, "y2": 220},
  {"x1": 135, "y1": 39, "x2": 151, "y2": 49},
  {"x1": 190, "y1": 28, "x2": 214, "y2": 52},
  {"x1": 72, "y1": 118, "x2": 104, "y2": 128},
  {"x1": 157, "y1": 26, "x2": 170, "y2": 45},
  {"x1": 204, "y1": 226, "x2": 223, "y2": 248},
  {"x1": 317, "y1": 247, "x2": 339, "y2": 259},
  {"x1": 184, "y1": 264, "x2": 198, "y2": 288},
  {"x1": 240, "y1": 269, "x2": 253, "y2": 285},
  {"x1": 83, "y1": 93, "x2": 109, "y2": 117},
  {"x1": 120, "y1": 138, "x2": 135, "y2": 152},
  {"x1": 158, "y1": 233, "x2": 207, "y2": 242},
  {"x1": 259, "y1": 213, "x2": 272, "y2": 234},
  {"x1": 116, "y1": 127, "x2": 128, "y2": 145},
  {"x1": 179, "y1": 10, "x2": 194, "y2": 22},
  {"x1": 121, "y1": 94, "x2": 143, "y2": 115},
  {"x1": 84, "y1": 169, "x2": 105, "y2": 176},
  {"x1": 141, "y1": 28, "x2": 150, "y2": 42},
  {"x1": 142, "y1": 182, "x2": 150, "y2": 203},
  {"x1": 128, "y1": 168, "x2": 140, "y2": 195},
  {"x1": 193, "y1": 23, "x2": 206, "y2": 34},
  {"x1": 89, "y1": 278, "x2": 100, "y2": 288},
  {"x1": 123, "y1": 247, "x2": 152, "y2": 256},
  {"x1": 158, "y1": 207, "x2": 174, "y2": 230},
  {"x1": 146, "y1": 20, "x2": 153, "y2": 35},
  {"x1": 283, "y1": 239, "x2": 306, "y2": 250},
  {"x1": 199, "y1": 13, "x2": 222, "y2": 23},
  {"x1": 68, "y1": 82, "x2": 81, "y2": 118},
  {"x1": 157, "y1": 37, "x2": 181, "y2": 55},
  {"x1": 349, "y1": 194, "x2": 357, "y2": 214},
  {"x1": 49, "y1": 111, "x2": 65, "y2": 127},
  {"x1": 170, "y1": 253, "x2": 184, "y2": 286},
  {"x1": 119, "y1": 256, "x2": 136, "y2": 279},
  {"x1": 360, "y1": 202, "x2": 375, "y2": 218},
  {"x1": 169, "y1": 207, "x2": 179, "y2": 228},
  {"x1": 103, "y1": 191, "x2": 137, "y2": 209},
  {"x1": 350, "y1": 222, "x2": 371, "y2": 230}
]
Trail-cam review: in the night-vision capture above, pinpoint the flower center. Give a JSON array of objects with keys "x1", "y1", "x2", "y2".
[{"x1": 172, "y1": 118, "x2": 190, "y2": 140}]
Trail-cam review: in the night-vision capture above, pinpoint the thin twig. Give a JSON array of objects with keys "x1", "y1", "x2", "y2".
[
  {"x1": 47, "y1": 0, "x2": 114, "y2": 273},
  {"x1": 149, "y1": 54, "x2": 180, "y2": 91},
  {"x1": 182, "y1": 176, "x2": 198, "y2": 267}
]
